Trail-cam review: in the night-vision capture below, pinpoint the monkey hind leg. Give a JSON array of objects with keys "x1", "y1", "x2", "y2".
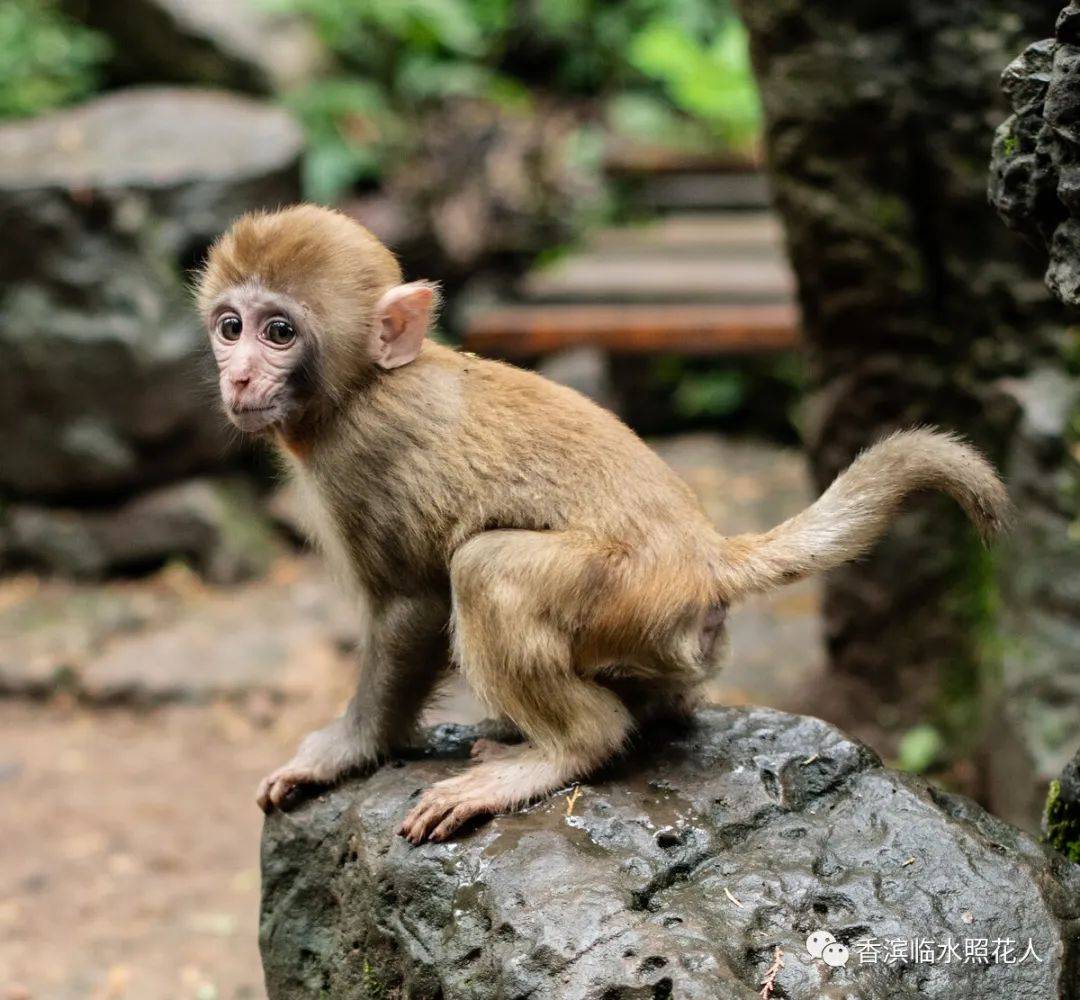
[{"x1": 398, "y1": 531, "x2": 635, "y2": 843}]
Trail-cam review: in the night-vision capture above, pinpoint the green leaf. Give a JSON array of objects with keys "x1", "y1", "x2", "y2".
[{"x1": 896, "y1": 725, "x2": 945, "y2": 774}]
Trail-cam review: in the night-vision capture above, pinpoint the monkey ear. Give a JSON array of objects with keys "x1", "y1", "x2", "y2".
[{"x1": 374, "y1": 281, "x2": 438, "y2": 370}]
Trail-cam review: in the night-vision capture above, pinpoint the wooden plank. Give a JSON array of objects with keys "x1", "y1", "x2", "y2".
[
  {"x1": 588, "y1": 212, "x2": 784, "y2": 255},
  {"x1": 603, "y1": 142, "x2": 763, "y2": 176},
  {"x1": 521, "y1": 254, "x2": 795, "y2": 303},
  {"x1": 638, "y1": 172, "x2": 772, "y2": 212},
  {"x1": 462, "y1": 303, "x2": 800, "y2": 357}
]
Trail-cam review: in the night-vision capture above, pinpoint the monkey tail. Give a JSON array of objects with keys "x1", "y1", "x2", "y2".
[{"x1": 716, "y1": 428, "x2": 1010, "y2": 600}]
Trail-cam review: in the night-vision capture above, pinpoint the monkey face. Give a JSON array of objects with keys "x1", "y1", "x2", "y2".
[{"x1": 205, "y1": 284, "x2": 313, "y2": 434}]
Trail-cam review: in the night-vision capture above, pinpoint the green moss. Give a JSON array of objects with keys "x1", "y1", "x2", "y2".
[
  {"x1": 869, "y1": 193, "x2": 911, "y2": 231},
  {"x1": 936, "y1": 530, "x2": 1001, "y2": 753},
  {"x1": 360, "y1": 958, "x2": 387, "y2": 1000},
  {"x1": 1001, "y1": 131, "x2": 1019, "y2": 158},
  {"x1": 1043, "y1": 779, "x2": 1080, "y2": 863}
]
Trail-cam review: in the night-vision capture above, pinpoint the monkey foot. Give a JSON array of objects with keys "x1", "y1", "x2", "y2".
[
  {"x1": 469, "y1": 738, "x2": 514, "y2": 762},
  {"x1": 398, "y1": 772, "x2": 503, "y2": 844},
  {"x1": 257, "y1": 765, "x2": 327, "y2": 813}
]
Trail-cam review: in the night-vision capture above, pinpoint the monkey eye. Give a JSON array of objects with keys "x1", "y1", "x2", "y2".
[
  {"x1": 218, "y1": 315, "x2": 242, "y2": 341},
  {"x1": 264, "y1": 318, "x2": 296, "y2": 347}
]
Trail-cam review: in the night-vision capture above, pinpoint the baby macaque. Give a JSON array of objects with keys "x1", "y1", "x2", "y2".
[{"x1": 196, "y1": 205, "x2": 1008, "y2": 843}]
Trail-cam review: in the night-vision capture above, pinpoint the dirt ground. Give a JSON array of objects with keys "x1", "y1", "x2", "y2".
[{"x1": 1, "y1": 435, "x2": 826, "y2": 999}]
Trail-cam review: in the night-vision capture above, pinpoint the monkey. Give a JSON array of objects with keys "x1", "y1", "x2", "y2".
[{"x1": 195, "y1": 204, "x2": 1010, "y2": 845}]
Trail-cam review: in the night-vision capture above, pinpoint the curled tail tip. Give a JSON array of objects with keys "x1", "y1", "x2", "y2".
[
  {"x1": 974, "y1": 478, "x2": 1014, "y2": 545},
  {"x1": 902, "y1": 425, "x2": 1011, "y2": 544}
]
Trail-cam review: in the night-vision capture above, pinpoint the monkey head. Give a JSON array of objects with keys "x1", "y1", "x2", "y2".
[{"x1": 195, "y1": 204, "x2": 438, "y2": 434}]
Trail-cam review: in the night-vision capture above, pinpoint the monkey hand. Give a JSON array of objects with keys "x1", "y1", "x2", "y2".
[{"x1": 257, "y1": 718, "x2": 377, "y2": 813}]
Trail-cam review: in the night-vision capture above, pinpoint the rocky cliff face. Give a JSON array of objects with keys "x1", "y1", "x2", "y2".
[
  {"x1": 260, "y1": 709, "x2": 1080, "y2": 999},
  {"x1": 987, "y1": 5, "x2": 1080, "y2": 830}
]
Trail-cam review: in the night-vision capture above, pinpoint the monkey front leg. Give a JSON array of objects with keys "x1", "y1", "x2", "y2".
[{"x1": 258, "y1": 594, "x2": 450, "y2": 812}]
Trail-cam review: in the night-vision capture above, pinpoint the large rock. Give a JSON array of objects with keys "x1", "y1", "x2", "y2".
[
  {"x1": 0, "y1": 477, "x2": 283, "y2": 582},
  {"x1": 260, "y1": 709, "x2": 1080, "y2": 999},
  {"x1": 0, "y1": 555, "x2": 357, "y2": 703},
  {"x1": 61, "y1": 0, "x2": 326, "y2": 94},
  {"x1": 0, "y1": 87, "x2": 302, "y2": 500},
  {"x1": 735, "y1": 0, "x2": 1071, "y2": 760},
  {"x1": 990, "y1": 2, "x2": 1080, "y2": 304},
  {"x1": 986, "y1": 6, "x2": 1080, "y2": 829}
]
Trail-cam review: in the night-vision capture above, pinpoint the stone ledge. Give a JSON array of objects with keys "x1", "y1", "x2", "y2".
[{"x1": 260, "y1": 708, "x2": 1080, "y2": 999}]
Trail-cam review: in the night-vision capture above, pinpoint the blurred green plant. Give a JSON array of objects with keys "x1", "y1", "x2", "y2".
[
  {"x1": 896, "y1": 724, "x2": 945, "y2": 774},
  {"x1": 0, "y1": 0, "x2": 109, "y2": 119},
  {"x1": 646, "y1": 354, "x2": 804, "y2": 441},
  {"x1": 627, "y1": 16, "x2": 759, "y2": 148},
  {"x1": 264, "y1": 0, "x2": 760, "y2": 201}
]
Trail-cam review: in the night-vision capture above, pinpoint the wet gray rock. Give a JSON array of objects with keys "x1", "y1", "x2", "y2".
[
  {"x1": 61, "y1": 0, "x2": 326, "y2": 94},
  {"x1": 0, "y1": 87, "x2": 302, "y2": 500},
  {"x1": 259, "y1": 708, "x2": 1080, "y2": 999},
  {"x1": 0, "y1": 477, "x2": 282, "y2": 582}
]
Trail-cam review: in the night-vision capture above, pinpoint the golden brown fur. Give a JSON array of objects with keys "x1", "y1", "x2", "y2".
[{"x1": 195, "y1": 204, "x2": 1010, "y2": 842}]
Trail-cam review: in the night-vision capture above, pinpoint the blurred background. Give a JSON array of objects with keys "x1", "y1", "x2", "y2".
[{"x1": 0, "y1": 1, "x2": 1077, "y2": 997}]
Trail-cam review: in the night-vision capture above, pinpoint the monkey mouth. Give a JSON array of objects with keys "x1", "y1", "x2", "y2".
[{"x1": 228, "y1": 403, "x2": 282, "y2": 431}]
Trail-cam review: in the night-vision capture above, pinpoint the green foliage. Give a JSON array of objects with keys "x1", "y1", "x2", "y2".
[
  {"x1": 1043, "y1": 779, "x2": 1080, "y2": 863},
  {"x1": 284, "y1": 79, "x2": 392, "y2": 204},
  {"x1": 896, "y1": 724, "x2": 945, "y2": 774},
  {"x1": 265, "y1": 0, "x2": 761, "y2": 200},
  {"x1": 0, "y1": 0, "x2": 109, "y2": 119},
  {"x1": 673, "y1": 369, "x2": 745, "y2": 419},
  {"x1": 627, "y1": 16, "x2": 759, "y2": 147}
]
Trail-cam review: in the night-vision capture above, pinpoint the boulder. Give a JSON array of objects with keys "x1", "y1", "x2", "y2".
[
  {"x1": 987, "y1": 9, "x2": 1080, "y2": 830},
  {"x1": 0, "y1": 555, "x2": 357, "y2": 703},
  {"x1": 0, "y1": 87, "x2": 302, "y2": 500},
  {"x1": 989, "y1": 2, "x2": 1080, "y2": 306},
  {"x1": 0, "y1": 477, "x2": 283, "y2": 582},
  {"x1": 61, "y1": 0, "x2": 326, "y2": 94},
  {"x1": 1044, "y1": 748, "x2": 1080, "y2": 863},
  {"x1": 260, "y1": 708, "x2": 1080, "y2": 999}
]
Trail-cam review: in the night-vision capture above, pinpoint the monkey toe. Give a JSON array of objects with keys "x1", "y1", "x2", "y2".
[
  {"x1": 469, "y1": 738, "x2": 513, "y2": 762},
  {"x1": 398, "y1": 780, "x2": 497, "y2": 844},
  {"x1": 256, "y1": 767, "x2": 328, "y2": 813}
]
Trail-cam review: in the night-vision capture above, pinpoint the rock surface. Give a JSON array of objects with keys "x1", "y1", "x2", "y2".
[
  {"x1": 259, "y1": 709, "x2": 1080, "y2": 999},
  {"x1": 986, "y1": 5, "x2": 1080, "y2": 829},
  {"x1": 0, "y1": 556, "x2": 357, "y2": 703},
  {"x1": 0, "y1": 87, "x2": 302, "y2": 500},
  {"x1": 990, "y1": 3, "x2": 1080, "y2": 304},
  {"x1": 61, "y1": 0, "x2": 326, "y2": 94},
  {"x1": 736, "y1": 0, "x2": 1072, "y2": 759},
  {"x1": 0, "y1": 477, "x2": 282, "y2": 582}
]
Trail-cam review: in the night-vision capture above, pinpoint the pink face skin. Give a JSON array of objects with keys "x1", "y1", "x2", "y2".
[
  {"x1": 207, "y1": 285, "x2": 311, "y2": 434},
  {"x1": 205, "y1": 278, "x2": 436, "y2": 436}
]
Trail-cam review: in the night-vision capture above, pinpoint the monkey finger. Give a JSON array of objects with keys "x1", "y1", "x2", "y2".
[
  {"x1": 256, "y1": 777, "x2": 276, "y2": 813},
  {"x1": 400, "y1": 797, "x2": 454, "y2": 843},
  {"x1": 469, "y1": 739, "x2": 511, "y2": 762},
  {"x1": 430, "y1": 804, "x2": 481, "y2": 841},
  {"x1": 269, "y1": 775, "x2": 300, "y2": 809}
]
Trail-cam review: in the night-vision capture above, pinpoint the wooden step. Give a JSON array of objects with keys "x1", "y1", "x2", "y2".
[
  {"x1": 588, "y1": 212, "x2": 785, "y2": 256},
  {"x1": 636, "y1": 172, "x2": 772, "y2": 212},
  {"x1": 521, "y1": 253, "x2": 795, "y2": 303},
  {"x1": 462, "y1": 302, "x2": 799, "y2": 358}
]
